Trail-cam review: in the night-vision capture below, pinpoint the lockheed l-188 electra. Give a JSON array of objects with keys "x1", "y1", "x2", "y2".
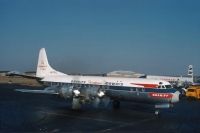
[{"x1": 16, "y1": 48, "x2": 180, "y2": 116}]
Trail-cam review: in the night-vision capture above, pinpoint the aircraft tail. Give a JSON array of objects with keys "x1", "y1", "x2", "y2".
[
  {"x1": 36, "y1": 48, "x2": 66, "y2": 78},
  {"x1": 188, "y1": 65, "x2": 193, "y2": 77},
  {"x1": 188, "y1": 65, "x2": 194, "y2": 83}
]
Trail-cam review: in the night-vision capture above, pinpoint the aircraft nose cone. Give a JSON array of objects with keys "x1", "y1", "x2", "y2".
[{"x1": 171, "y1": 91, "x2": 180, "y2": 103}]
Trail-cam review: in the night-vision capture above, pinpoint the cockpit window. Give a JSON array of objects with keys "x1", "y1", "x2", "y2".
[
  {"x1": 157, "y1": 85, "x2": 172, "y2": 89},
  {"x1": 165, "y1": 85, "x2": 172, "y2": 88}
]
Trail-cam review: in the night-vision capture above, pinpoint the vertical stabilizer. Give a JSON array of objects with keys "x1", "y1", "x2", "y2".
[
  {"x1": 36, "y1": 48, "x2": 66, "y2": 78},
  {"x1": 188, "y1": 65, "x2": 194, "y2": 83}
]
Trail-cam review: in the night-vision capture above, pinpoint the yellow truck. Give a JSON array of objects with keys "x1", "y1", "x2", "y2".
[{"x1": 186, "y1": 85, "x2": 200, "y2": 100}]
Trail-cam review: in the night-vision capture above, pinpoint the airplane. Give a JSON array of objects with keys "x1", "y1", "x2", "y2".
[
  {"x1": 16, "y1": 48, "x2": 180, "y2": 115},
  {"x1": 146, "y1": 65, "x2": 194, "y2": 85}
]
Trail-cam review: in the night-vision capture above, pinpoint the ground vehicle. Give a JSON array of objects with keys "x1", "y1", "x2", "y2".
[{"x1": 186, "y1": 85, "x2": 200, "y2": 100}]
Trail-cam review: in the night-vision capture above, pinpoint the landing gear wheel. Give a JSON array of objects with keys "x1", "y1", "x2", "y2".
[
  {"x1": 112, "y1": 100, "x2": 120, "y2": 110},
  {"x1": 155, "y1": 110, "x2": 160, "y2": 117}
]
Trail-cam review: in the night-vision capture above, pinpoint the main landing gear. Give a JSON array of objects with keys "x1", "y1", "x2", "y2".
[{"x1": 112, "y1": 100, "x2": 120, "y2": 109}]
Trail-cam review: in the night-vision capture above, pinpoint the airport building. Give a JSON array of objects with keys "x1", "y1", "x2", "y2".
[
  {"x1": 0, "y1": 71, "x2": 10, "y2": 76},
  {"x1": 24, "y1": 71, "x2": 36, "y2": 76}
]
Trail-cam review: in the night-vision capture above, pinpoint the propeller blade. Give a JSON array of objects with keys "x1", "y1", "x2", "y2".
[
  {"x1": 72, "y1": 97, "x2": 81, "y2": 110},
  {"x1": 101, "y1": 96, "x2": 110, "y2": 107},
  {"x1": 92, "y1": 97, "x2": 101, "y2": 108}
]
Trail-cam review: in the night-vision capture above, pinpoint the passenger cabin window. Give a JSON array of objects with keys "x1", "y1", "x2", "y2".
[
  {"x1": 131, "y1": 88, "x2": 136, "y2": 91},
  {"x1": 137, "y1": 88, "x2": 143, "y2": 92}
]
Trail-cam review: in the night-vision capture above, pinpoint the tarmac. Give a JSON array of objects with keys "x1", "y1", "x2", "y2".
[{"x1": 0, "y1": 83, "x2": 200, "y2": 133}]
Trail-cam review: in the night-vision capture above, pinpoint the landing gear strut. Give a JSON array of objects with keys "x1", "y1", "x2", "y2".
[
  {"x1": 155, "y1": 110, "x2": 160, "y2": 117},
  {"x1": 112, "y1": 100, "x2": 120, "y2": 109}
]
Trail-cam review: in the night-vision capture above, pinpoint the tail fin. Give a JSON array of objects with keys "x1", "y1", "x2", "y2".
[
  {"x1": 188, "y1": 65, "x2": 194, "y2": 83},
  {"x1": 36, "y1": 48, "x2": 66, "y2": 78},
  {"x1": 188, "y1": 65, "x2": 193, "y2": 77}
]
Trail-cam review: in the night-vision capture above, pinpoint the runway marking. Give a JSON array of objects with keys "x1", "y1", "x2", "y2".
[
  {"x1": 39, "y1": 111, "x2": 128, "y2": 125},
  {"x1": 97, "y1": 117, "x2": 155, "y2": 133}
]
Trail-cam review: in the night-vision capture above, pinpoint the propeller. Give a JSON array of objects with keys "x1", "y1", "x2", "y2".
[
  {"x1": 73, "y1": 89, "x2": 81, "y2": 97},
  {"x1": 92, "y1": 90, "x2": 110, "y2": 108},
  {"x1": 72, "y1": 97, "x2": 81, "y2": 110},
  {"x1": 92, "y1": 97, "x2": 101, "y2": 108},
  {"x1": 97, "y1": 90, "x2": 105, "y2": 97},
  {"x1": 101, "y1": 96, "x2": 110, "y2": 107}
]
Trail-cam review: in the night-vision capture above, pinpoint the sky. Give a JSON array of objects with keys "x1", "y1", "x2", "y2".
[{"x1": 0, "y1": 0, "x2": 200, "y2": 75}]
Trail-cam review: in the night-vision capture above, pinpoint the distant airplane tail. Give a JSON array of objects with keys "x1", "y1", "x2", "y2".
[
  {"x1": 188, "y1": 65, "x2": 194, "y2": 83},
  {"x1": 188, "y1": 65, "x2": 193, "y2": 77},
  {"x1": 36, "y1": 48, "x2": 66, "y2": 78}
]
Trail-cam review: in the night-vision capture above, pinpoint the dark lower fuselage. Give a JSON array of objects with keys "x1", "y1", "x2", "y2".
[{"x1": 106, "y1": 86, "x2": 179, "y2": 104}]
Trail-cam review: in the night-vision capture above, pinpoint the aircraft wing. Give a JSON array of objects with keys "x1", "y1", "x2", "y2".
[
  {"x1": 15, "y1": 89, "x2": 58, "y2": 94},
  {"x1": 15, "y1": 86, "x2": 59, "y2": 95}
]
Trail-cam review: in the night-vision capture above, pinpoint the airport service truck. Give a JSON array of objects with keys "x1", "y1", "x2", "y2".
[{"x1": 186, "y1": 85, "x2": 200, "y2": 100}]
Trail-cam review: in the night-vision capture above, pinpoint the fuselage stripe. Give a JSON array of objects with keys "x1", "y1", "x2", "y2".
[{"x1": 131, "y1": 83, "x2": 158, "y2": 88}]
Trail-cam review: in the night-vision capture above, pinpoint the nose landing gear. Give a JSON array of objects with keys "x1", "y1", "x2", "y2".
[{"x1": 155, "y1": 110, "x2": 161, "y2": 117}]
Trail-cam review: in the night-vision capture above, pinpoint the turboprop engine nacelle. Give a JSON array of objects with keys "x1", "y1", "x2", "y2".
[
  {"x1": 59, "y1": 85, "x2": 78, "y2": 99},
  {"x1": 85, "y1": 87, "x2": 105, "y2": 98}
]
